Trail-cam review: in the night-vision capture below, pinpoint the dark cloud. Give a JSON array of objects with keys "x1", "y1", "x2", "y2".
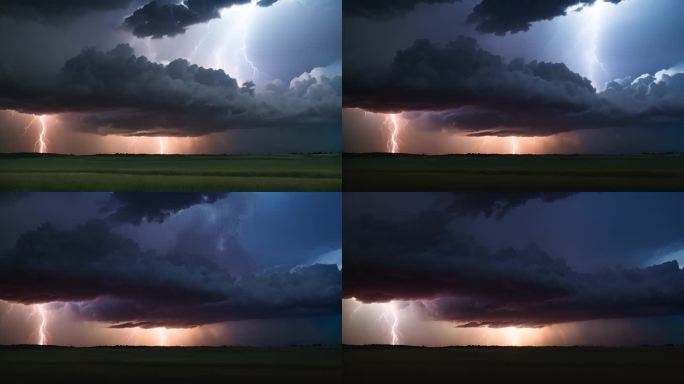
[
  {"x1": 444, "y1": 193, "x2": 575, "y2": 220},
  {"x1": 0, "y1": 220, "x2": 340, "y2": 327},
  {"x1": 0, "y1": 44, "x2": 340, "y2": 136},
  {"x1": 123, "y1": 0, "x2": 278, "y2": 38},
  {"x1": 344, "y1": 0, "x2": 622, "y2": 36},
  {"x1": 468, "y1": 0, "x2": 622, "y2": 35},
  {"x1": 103, "y1": 192, "x2": 228, "y2": 225},
  {"x1": 343, "y1": 0, "x2": 462, "y2": 19},
  {"x1": 343, "y1": 208, "x2": 684, "y2": 327},
  {"x1": 345, "y1": 37, "x2": 684, "y2": 136},
  {"x1": 0, "y1": 0, "x2": 134, "y2": 23}
]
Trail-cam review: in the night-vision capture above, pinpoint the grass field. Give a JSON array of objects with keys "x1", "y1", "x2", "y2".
[
  {"x1": 0, "y1": 346, "x2": 342, "y2": 383},
  {"x1": 343, "y1": 153, "x2": 684, "y2": 191},
  {"x1": 0, "y1": 153, "x2": 341, "y2": 191},
  {"x1": 343, "y1": 345, "x2": 684, "y2": 381}
]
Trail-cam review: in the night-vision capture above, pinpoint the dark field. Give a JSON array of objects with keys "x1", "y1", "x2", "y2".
[
  {"x1": 343, "y1": 345, "x2": 684, "y2": 382},
  {"x1": 343, "y1": 153, "x2": 684, "y2": 191},
  {"x1": 0, "y1": 153, "x2": 341, "y2": 191},
  {"x1": 0, "y1": 346, "x2": 342, "y2": 383},
  {"x1": 4, "y1": 345, "x2": 682, "y2": 383}
]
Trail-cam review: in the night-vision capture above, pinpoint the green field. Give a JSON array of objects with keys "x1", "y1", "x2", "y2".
[
  {"x1": 0, "y1": 346, "x2": 342, "y2": 383},
  {"x1": 0, "y1": 153, "x2": 341, "y2": 191},
  {"x1": 343, "y1": 153, "x2": 684, "y2": 191},
  {"x1": 344, "y1": 345, "x2": 684, "y2": 381}
]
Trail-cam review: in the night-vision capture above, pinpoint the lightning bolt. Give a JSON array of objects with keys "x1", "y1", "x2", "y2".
[
  {"x1": 387, "y1": 114, "x2": 402, "y2": 154},
  {"x1": 510, "y1": 137, "x2": 518, "y2": 155},
  {"x1": 381, "y1": 302, "x2": 400, "y2": 345},
  {"x1": 583, "y1": 0, "x2": 609, "y2": 89},
  {"x1": 34, "y1": 304, "x2": 48, "y2": 345},
  {"x1": 157, "y1": 328, "x2": 166, "y2": 346},
  {"x1": 37, "y1": 116, "x2": 48, "y2": 153},
  {"x1": 240, "y1": 1, "x2": 260, "y2": 81},
  {"x1": 159, "y1": 137, "x2": 165, "y2": 155}
]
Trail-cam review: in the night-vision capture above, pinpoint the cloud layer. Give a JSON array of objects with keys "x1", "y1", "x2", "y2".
[
  {"x1": 0, "y1": 220, "x2": 340, "y2": 328},
  {"x1": 0, "y1": 0, "x2": 134, "y2": 23},
  {"x1": 468, "y1": 0, "x2": 622, "y2": 35},
  {"x1": 0, "y1": 44, "x2": 340, "y2": 136},
  {"x1": 344, "y1": 37, "x2": 684, "y2": 136},
  {"x1": 103, "y1": 193, "x2": 229, "y2": 225},
  {"x1": 344, "y1": 0, "x2": 622, "y2": 36},
  {"x1": 343, "y1": 0, "x2": 462, "y2": 19},
  {"x1": 343, "y1": 206, "x2": 684, "y2": 327},
  {"x1": 123, "y1": 0, "x2": 279, "y2": 38}
]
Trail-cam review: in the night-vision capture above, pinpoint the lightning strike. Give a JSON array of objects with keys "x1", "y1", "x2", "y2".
[
  {"x1": 381, "y1": 302, "x2": 400, "y2": 345},
  {"x1": 387, "y1": 114, "x2": 401, "y2": 154},
  {"x1": 37, "y1": 116, "x2": 48, "y2": 153},
  {"x1": 510, "y1": 136, "x2": 518, "y2": 155},
  {"x1": 159, "y1": 137, "x2": 165, "y2": 155},
  {"x1": 240, "y1": 1, "x2": 260, "y2": 81},
  {"x1": 158, "y1": 328, "x2": 167, "y2": 346},
  {"x1": 34, "y1": 304, "x2": 48, "y2": 345},
  {"x1": 583, "y1": 0, "x2": 610, "y2": 88}
]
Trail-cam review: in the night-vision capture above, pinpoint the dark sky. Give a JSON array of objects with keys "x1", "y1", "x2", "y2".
[
  {"x1": 343, "y1": 0, "x2": 684, "y2": 154},
  {"x1": 0, "y1": 192, "x2": 341, "y2": 346},
  {"x1": 343, "y1": 193, "x2": 684, "y2": 346},
  {"x1": 0, "y1": 0, "x2": 341, "y2": 154}
]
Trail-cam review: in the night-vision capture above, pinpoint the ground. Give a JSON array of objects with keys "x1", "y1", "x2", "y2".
[
  {"x1": 343, "y1": 153, "x2": 684, "y2": 191},
  {"x1": 4, "y1": 345, "x2": 682, "y2": 383},
  {"x1": 343, "y1": 345, "x2": 684, "y2": 382},
  {"x1": 0, "y1": 346, "x2": 342, "y2": 383},
  {"x1": 0, "y1": 153, "x2": 341, "y2": 191}
]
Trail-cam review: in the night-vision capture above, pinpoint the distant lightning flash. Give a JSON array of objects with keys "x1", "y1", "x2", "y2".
[
  {"x1": 381, "y1": 302, "x2": 400, "y2": 345},
  {"x1": 240, "y1": 0, "x2": 260, "y2": 81},
  {"x1": 387, "y1": 114, "x2": 401, "y2": 154},
  {"x1": 158, "y1": 328, "x2": 167, "y2": 346},
  {"x1": 159, "y1": 137, "x2": 165, "y2": 155},
  {"x1": 37, "y1": 116, "x2": 48, "y2": 153},
  {"x1": 510, "y1": 137, "x2": 518, "y2": 155},
  {"x1": 582, "y1": 0, "x2": 610, "y2": 89},
  {"x1": 22, "y1": 114, "x2": 49, "y2": 153},
  {"x1": 33, "y1": 304, "x2": 48, "y2": 345}
]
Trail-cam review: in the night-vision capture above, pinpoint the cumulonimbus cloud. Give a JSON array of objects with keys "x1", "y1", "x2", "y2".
[
  {"x1": 102, "y1": 192, "x2": 229, "y2": 225},
  {"x1": 0, "y1": 0, "x2": 135, "y2": 23},
  {"x1": 344, "y1": 0, "x2": 622, "y2": 36},
  {"x1": 344, "y1": 37, "x2": 684, "y2": 136},
  {"x1": 343, "y1": 0, "x2": 462, "y2": 19},
  {"x1": 343, "y1": 209, "x2": 684, "y2": 327},
  {"x1": 0, "y1": 220, "x2": 341, "y2": 328},
  {"x1": 123, "y1": 0, "x2": 279, "y2": 38},
  {"x1": 0, "y1": 44, "x2": 340, "y2": 136}
]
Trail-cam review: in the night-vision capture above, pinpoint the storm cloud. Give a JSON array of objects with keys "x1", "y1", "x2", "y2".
[
  {"x1": 103, "y1": 193, "x2": 229, "y2": 225},
  {"x1": 344, "y1": 202, "x2": 684, "y2": 327},
  {"x1": 0, "y1": 0, "x2": 134, "y2": 23},
  {"x1": 0, "y1": 220, "x2": 340, "y2": 328},
  {"x1": 345, "y1": 37, "x2": 684, "y2": 136},
  {"x1": 343, "y1": 0, "x2": 462, "y2": 19},
  {"x1": 0, "y1": 44, "x2": 340, "y2": 136},
  {"x1": 344, "y1": 0, "x2": 622, "y2": 36},
  {"x1": 468, "y1": 0, "x2": 622, "y2": 35},
  {"x1": 123, "y1": 0, "x2": 279, "y2": 38},
  {"x1": 444, "y1": 192, "x2": 575, "y2": 219}
]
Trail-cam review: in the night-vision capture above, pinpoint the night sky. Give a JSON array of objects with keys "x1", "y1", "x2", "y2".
[
  {"x1": 0, "y1": 192, "x2": 341, "y2": 346},
  {"x1": 343, "y1": 193, "x2": 684, "y2": 346},
  {"x1": 343, "y1": 0, "x2": 684, "y2": 154},
  {"x1": 0, "y1": 0, "x2": 341, "y2": 154}
]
